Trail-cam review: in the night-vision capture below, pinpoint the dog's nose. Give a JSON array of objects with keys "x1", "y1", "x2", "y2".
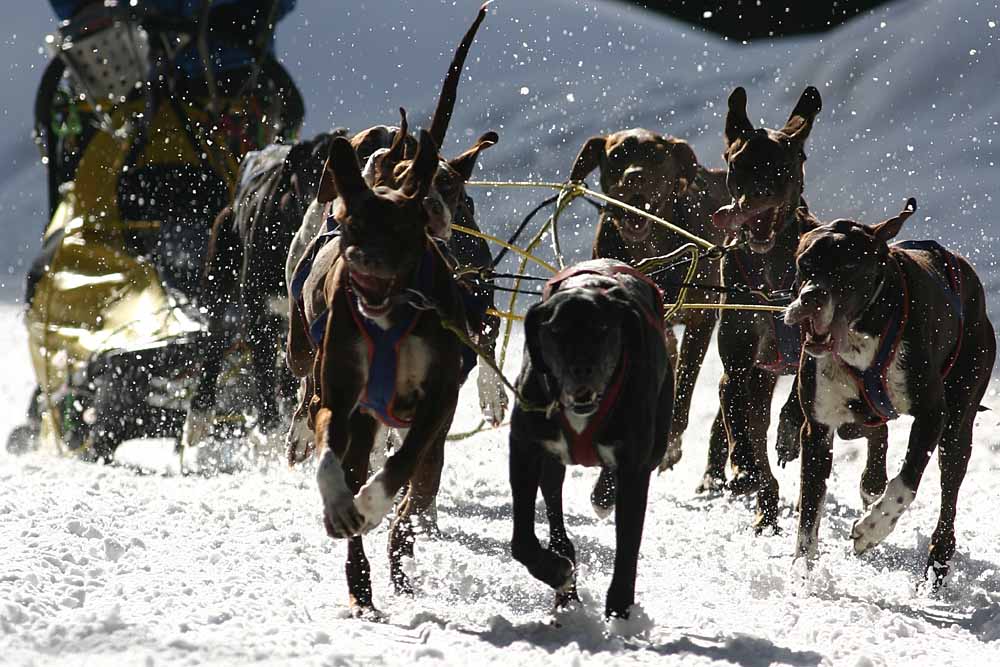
[
  {"x1": 568, "y1": 362, "x2": 597, "y2": 382},
  {"x1": 799, "y1": 285, "x2": 829, "y2": 311},
  {"x1": 344, "y1": 246, "x2": 367, "y2": 267}
]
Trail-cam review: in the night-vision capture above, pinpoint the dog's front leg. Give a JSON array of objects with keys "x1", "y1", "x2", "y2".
[
  {"x1": 539, "y1": 457, "x2": 580, "y2": 609},
  {"x1": 355, "y1": 384, "x2": 459, "y2": 535},
  {"x1": 795, "y1": 358, "x2": 833, "y2": 562},
  {"x1": 509, "y1": 433, "x2": 575, "y2": 591},
  {"x1": 851, "y1": 397, "x2": 945, "y2": 556},
  {"x1": 661, "y1": 313, "x2": 716, "y2": 471},
  {"x1": 605, "y1": 464, "x2": 652, "y2": 619}
]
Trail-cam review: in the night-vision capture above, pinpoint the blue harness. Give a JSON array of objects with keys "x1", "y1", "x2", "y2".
[
  {"x1": 840, "y1": 240, "x2": 964, "y2": 425},
  {"x1": 291, "y1": 214, "x2": 483, "y2": 427},
  {"x1": 729, "y1": 245, "x2": 801, "y2": 374}
]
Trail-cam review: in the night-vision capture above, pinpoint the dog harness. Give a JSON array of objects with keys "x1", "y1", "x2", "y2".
[
  {"x1": 542, "y1": 263, "x2": 665, "y2": 467},
  {"x1": 292, "y1": 212, "x2": 483, "y2": 428},
  {"x1": 728, "y1": 247, "x2": 800, "y2": 373},
  {"x1": 838, "y1": 240, "x2": 964, "y2": 425}
]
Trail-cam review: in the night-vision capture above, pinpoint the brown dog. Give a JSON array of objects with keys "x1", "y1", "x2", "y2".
[
  {"x1": 569, "y1": 129, "x2": 729, "y2": 479},
  {"x1": 787, "y1": 199, "x2": 995, "y2": 584},
  {"x1": 712, "y1": 86, "x2": 889, "y2": 531},
  {"x1": 289, "y1": 130, "x2": 474, "y2": 618}
]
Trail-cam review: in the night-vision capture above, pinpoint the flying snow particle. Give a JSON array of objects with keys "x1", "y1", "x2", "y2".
[
  {"x1": 519, "y1": 86, "x2": 530, "y2": 95},
  {"x1": 703, "y1": 11, "x2": 713, "y2": 19},
  {"x1": 566, "y1": 93, "x2": 575, "y2": 102}
]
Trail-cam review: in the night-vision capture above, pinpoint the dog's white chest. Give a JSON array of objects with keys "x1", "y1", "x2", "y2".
[
  {"x1": 812, "y1": 331, "x2": 911, "y2": 428},
  {"x1": 540, "y1": 412, "x2": 616, "y2": 468}
]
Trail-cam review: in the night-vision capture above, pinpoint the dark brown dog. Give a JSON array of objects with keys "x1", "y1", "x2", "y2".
[
  {"x1": 290, "y1": 130, "x2": 473, "y2": 618},
  {"x1": 509, "y1": 259, "x2": 672, "y2": 619},
  {"x1": 569, "y1": 129, "x2": 730, "y2": 481},
  {"x1": 712, "y1": 86, "x2": 889, "y2": 531},
  {"x1": 786, "y1": 199, "x2": 995, "y2": 585}
]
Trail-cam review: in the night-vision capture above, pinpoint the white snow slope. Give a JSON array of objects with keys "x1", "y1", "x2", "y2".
[{"x1": 4, "y1": 0, "x2": 1000, "y2": 665}]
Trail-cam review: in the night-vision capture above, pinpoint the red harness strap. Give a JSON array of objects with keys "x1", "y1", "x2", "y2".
[{"x1": 558, "y1": 352, "x2": 629, "y2": 467}]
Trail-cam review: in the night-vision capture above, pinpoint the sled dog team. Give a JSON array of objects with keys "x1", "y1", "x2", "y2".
[{"x1": 184, "y1": 6, "x2": 996, "y2": 619}]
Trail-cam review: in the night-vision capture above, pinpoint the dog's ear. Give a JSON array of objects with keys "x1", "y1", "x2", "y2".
[
  {"x1": 724, "y1": 87, "x2": 754, "y2": 149},
  {"x1": 449, "y1": 131, "x2": 498, "y2": 181},
  {"x1": 569, "y1": 136, "x2": 607, "y2": 182},
  {"x1": 665, "y1": 138, "x2": 699, "y2": 191},
  {"x1": 523, "y1": 298, "x2": 554, "y2": 375},
  {"x1": 372, "y1": 108, "x2": 409, "y2": 187},
  {"x1": 781, "y1": 86, "x2": 822, "y2": 144},
  {"x1": 321, "y1": 136, "x2": 369, "y2": 209},
  {"x1": 400, "y1": 129, "x2": 439, "y2": 201},
  {"x1": 872, "y1": 197, "x2": 917, "y2": 243}
]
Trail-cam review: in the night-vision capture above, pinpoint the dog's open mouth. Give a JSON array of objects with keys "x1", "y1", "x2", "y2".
[
  {"x1": 802, "y1": 317, "x2": 834, "y2": 356},
  {"x1": 614, "y1": 214, "x2": 652, "y2": 243},
  {"x1": 712, "y1": 202, "x2": 785, "y2": 253},
  {"x1": 349, "y1": 270, "x2": 398, "y2": 318},
  {"x1": 565, "y1": 388, "x2": 600, "y2": 416}
]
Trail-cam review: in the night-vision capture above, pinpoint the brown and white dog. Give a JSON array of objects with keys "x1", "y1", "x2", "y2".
[
  {"x1": 568, "y1": 129, "x2": 730, "y2": 482},
  {"x1": 711, "y1": 86, "x2": 890, "y2": 531},
  {"x1": 283, "y1": 3, "x2": 505, "y2": 463},
  {"x1": 786, "y1": 198, "x2": 995, "y2": 584},
  {"x1": 288, "y1": 130, "x2": 476, "y2": 618}
]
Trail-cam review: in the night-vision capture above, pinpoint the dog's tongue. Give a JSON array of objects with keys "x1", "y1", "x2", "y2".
[
  {"x1": 712, "y1": 202, "x2": 750, "y2": 232},
  {"x1": 352, "y1": 272, "x2": 393, "y2": 305}
]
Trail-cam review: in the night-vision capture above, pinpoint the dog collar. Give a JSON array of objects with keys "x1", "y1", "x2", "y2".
[
  {"x1": 544, "y1": 263, "x2": 666, "y2": 335},
  {"x1": 557, "y1": 351, "x2": 629, "y2": 467}
]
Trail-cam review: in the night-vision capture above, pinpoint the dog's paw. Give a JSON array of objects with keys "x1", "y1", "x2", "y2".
[
  {"x1": 775, "y1": 436, "x2": 800, "y2": 468},
  {"x1": 851, "y1": 476, "x2": 915, "y2": 555},
  {"x1": 658, "y1": 439, "x2": 683, "y2": 472},
  {"x1": 695, "y1": 471, "x2": 727, "y2": 495},
  {"x1": 477, "y1": 365, "x2": 508, "y2": 426},
  {"x1": 285, "y1": 416, "x2": 314, "y2": 466},
  {"x1": 182, "y1": 407, "x2": 214, "y2": 449},
  {"x1": 317, "y1": 452, "x2": 362, "y2": 537},
  {"x1": 590, "y1": 467, "x2": 616, "y2": 519},
  {"x1": 354, "y1": 473, "x2": 394, "y2": 534},
  {"x1": 248, "y1": 422, "x2": 285, "y2": 458}
]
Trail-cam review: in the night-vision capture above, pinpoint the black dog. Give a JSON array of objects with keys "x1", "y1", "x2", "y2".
[
  {"x1": 786, "y1": 199, "x2": 996, "y2": 584},
  {"x1": 509, "y1": 259, "x2": 672, "y2": 619}
]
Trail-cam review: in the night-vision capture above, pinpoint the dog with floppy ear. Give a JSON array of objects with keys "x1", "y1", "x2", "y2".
[
  {"x1": 292, "y1": 129, "x2": 475, "y2": 618},
  {"x1": 569, "y1": 128, "x2": 730, "y2": 483},
  {"x1": 786, "y1": 198, "x2": 995, "y2": 585},
  {"x1": 508, "y1": 259, "x2": 672, "y2": 619},
  {"x1": 711, "y1": 85, "x2": 890, "y2": 532}
]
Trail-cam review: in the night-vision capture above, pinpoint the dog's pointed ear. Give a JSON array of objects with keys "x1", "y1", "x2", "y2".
[
  {"x1": 872, "y1": 197, "x2": 917, "y2": 243},
  {"x1": 665, "y1": 138, "x2": 699, "y2": 190},
  {"x1": 569, "y1": 136, "x2": 607, "y2": 182},
  {"x1": 524, "y1": 298, "x2": 554, "y2": 375},
  {"x1": 372, "y1": 108, "x2": 409, "y2": 187},
  {"x1": 318, "y1": 137, "x2": 368, "y2": 205},
  {"x1": 400, "y1": 129, "x2": 439, "y2": 201},
  {"x1": 724, "y1": 87, "x2": 754, "y2": 149},
  {"x1": 448, "y1": 131, "x2": 498, "y2": 181},
  {"x1": 781, "y1": 86, "x2": 822, "y2": 144}
]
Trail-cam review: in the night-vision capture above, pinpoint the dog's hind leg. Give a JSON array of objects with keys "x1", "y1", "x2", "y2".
[
  {"x1": 509, "y1": 436, "x2": 575, "y2": 592},
  {"x1": 540, "y1": 458, "x2": 579, "y2": 610},
  {"x1": 926, "y1": 407, "x2": 976, "y2": 586},
  {"x1": 340, "y1": 412, "x2": 383, "y2": 618},
  {"x1": 775, "y1": 376, "x2": 804, "y2": 467},
  {"x1": 696, "y1": 410, "x2": 729, "y2": 494},
  {"x1": 590, "y1": 466, "x2": 617, "y2": 519},
  {"x1": 388, "y1": 433, "x2": 446, "y2": 597},
  {"x1": 604, "y1": 465, "x2": 652, "y2": 619},
  {"x1": 661, "y1": 314, "x2": 715, "y2": 471},
  {"x1": 858, "y1": 425, "x2": 889, "y2": 508}
]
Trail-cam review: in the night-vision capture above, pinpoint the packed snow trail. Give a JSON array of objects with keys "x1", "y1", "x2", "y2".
[{"x1": 3, "y1": 304, "x2": 1000, "y2": 666}]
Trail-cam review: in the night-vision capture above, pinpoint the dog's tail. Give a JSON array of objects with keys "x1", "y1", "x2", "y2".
[{"x1": 428, "y1": 2, "x2": 490, "y2": 149}]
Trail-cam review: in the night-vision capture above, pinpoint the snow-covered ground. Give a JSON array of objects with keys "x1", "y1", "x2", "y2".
[
  {"x1": 3, "y1": 301, "x2": 1000, "y2": 666},
  {"x1": 4, "y1": 0, "x2": 1000, "y2": 664}
]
